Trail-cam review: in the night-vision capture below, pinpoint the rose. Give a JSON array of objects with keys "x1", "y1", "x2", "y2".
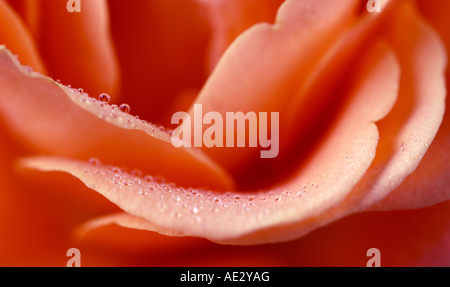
[{"x1": 0, "y1": 0, "x2": 448, "y2": 266}]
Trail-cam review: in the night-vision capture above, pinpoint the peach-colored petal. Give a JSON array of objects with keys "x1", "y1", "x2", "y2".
[
  {"x1": 37, "y1": 0, "x2": 119, "y2": 99},
  {"x1": 80, "y1": 212, "x2": 184, "y2": 238},
  {"x1": 197, "y1": 0, "x2": 284, "y2": 72},
  {"x1": 73, "y1": 201, "x2": 450, "y2": 266},
  {"x1": 188, "y1": 0, "x2": 370, "y2": 175},
  {"x1": 0, "y1": 0, "x2": 45, "y2": 74},
  {"x1": 20, "y1": 41, "x2": 400, "y2": 244},
  {"x1": 269, "y1": 200, "x2": 450, "y2": 267},
  {"x1": 367, "y1": 1, "x2": 450, "y2": 210},
  {"x1": 351, "y1": 1, "x2": 448, "y2": 210},
  {"x1": 249, "y1": 1, "x2": 448, "y2": 240},
  {"x1": 107, "y1": 0, "x2": 211, "y2": 123},
  {"x1": 5, "y1": 0, "x2": 40, "y2": 37},
  {"x1": 0, "y1": 46, "x2": 233, "y2": 189},
  {"x1": 0, "y1": 130, "x2": 71, "y2": 266},
  {"x1": 416, "y1": 0, "x2": 450, "y2": 55},
  {"x1": 371, "y1": 114, "x2": 450, "y2": 210}
]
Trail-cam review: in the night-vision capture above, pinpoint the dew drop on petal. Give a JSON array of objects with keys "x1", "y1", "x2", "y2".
[
  {"x1": 98, "y1": 93, "x2": 111, "y2": 103},
  {"x1": 88, "y1": 157, "x2": 101, "y2": 166},
  {"x1": 130, "y1": 169, "x2": 143, "y2": 177},
  {"x1": 119, "y1": 104, "x2": 131, "y2": 113},
  {"x1": 24, "y1": 66, "x2": 34, "y2": 73}
]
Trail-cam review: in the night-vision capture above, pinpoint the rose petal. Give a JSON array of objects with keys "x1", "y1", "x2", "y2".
[
  {"x1": 0, "y1": 0, "x2": 45, "y2": 74},
  {"x1": 37, "y1": 0, "x2": 120, "y2": 98},
  {"x1": 5, "y1": 0, "x2": 40, "y2": 37},
  {"x1": 188, "y1": 0, "x2": 370, "y2": 175},
  {"x1": 249, "y1": 1, "x2": 448, "y2": 238},
  {"x1": 107, "y1": 0, "x2": 211, "y2": 123},
  {"x1": 20, "y1": 41, "x2": 400, "y2": 244},
  {"x1": 416, "y1": 0, "x2": 450, "y2": 55},
  {"x1": 0, "y1": 46, "x2": 233, "y2": 189},
  {"x1": 351, "y1": 1, "x2": 448, "y2": 210},
  {"x1": 74, "y1": 201, "x2": 450, "y2": 266},
  {"x1": 80, "y1": 212, "x2": 182, "y2": 237},
  {"x1": 367, "y1": 1, "x2": 450, "y2": 210},
  {"x1": 272, "y1": 200, "x2": 450, "y2": 267},
  {"x1": 0, "y1": 131, "x2": 70, "y2": 266},
  {"x1": 197, "y1": 0, "x2": 284, "y2": 71}
]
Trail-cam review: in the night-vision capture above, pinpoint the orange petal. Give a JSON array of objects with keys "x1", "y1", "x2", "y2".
[
  {"x1": 74, "y1": 201, "x2": 450, "y2": 266},
  {"x1": 37, "y1": 0, "x2": 119, "y2": 99},
  {"x1": 368, "y1": 2, "x2": 450, "y2": 210},
  {"x1": 198, "y1": 0, "x2": 284, "y2": 71},
  {"x1": 351, "y1": 1, "x2": 448, "y2": 210},
  {"x1": 371, "y1": 113, "x2": 450, "y2": 210},
  {"x1": 5, "y1": 0, "x2": 40, "y2": 37},
  {"x1": 188, "y1": 0, "x2": 366, "y2": 175},
  {"x1": 0, "y1": 46, "x2": 233, "y2": 189},
  {"x1": 265, "y1": 200, "x2": 450, "y2": 266},
  {"x1": 0, "y1": 0, "x2": 45, "y2": 74},
  {"x1": 107, "y1": 0, "x2": 211, "y2": 123},
  {"x1": 263, "y1": 1, "x2": 448, "y2": 238},
  {"x1": 20, "y1": 41, "x2": 400, "y2": 244},
  {"x1": 0, "y1": 131, "x2": 69, "y2": 266},
  {"x1": 416, "y1": 0, "x2": 450, "y2": 55}
]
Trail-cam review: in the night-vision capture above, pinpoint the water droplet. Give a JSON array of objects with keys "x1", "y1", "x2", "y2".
[
  {"x1": 98, "y1": 93, "x2": 111, "y2": 103},
  {"x1": 112, "y1": 167, "x2": 122, "y2": 173},
  {"x1": 119, "y1": 104, "x2": 131, "y2": 113},
  {"x1": 154, "y1": 175, "x2": 166, "y2": 183},
  {"x1": 192, "y1": 207, "x2": 199, "y2": 214},
  {"x1": 24, "y1": 66, "x2": 34, "y2": 73},
  {"x1": 130, "y1": 169, "x2": 143, "y2": 177},
  {"x1": 89, "y1": 157, "x2": 101, "y2": 165}
]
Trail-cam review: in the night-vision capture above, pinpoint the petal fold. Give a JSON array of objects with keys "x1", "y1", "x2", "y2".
[
  {"x1": 20, "y1": 40, "x2": 400, "y2": 244},
  {"x1": 0, "y1": 0, "x2": 45, "y2": 73},
  {"x1": 0, "y1": 46, "x2": 233, "y2": 189},
  {"x1": 38, "y1": 0, "x2": 120, "y2": 99}
]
